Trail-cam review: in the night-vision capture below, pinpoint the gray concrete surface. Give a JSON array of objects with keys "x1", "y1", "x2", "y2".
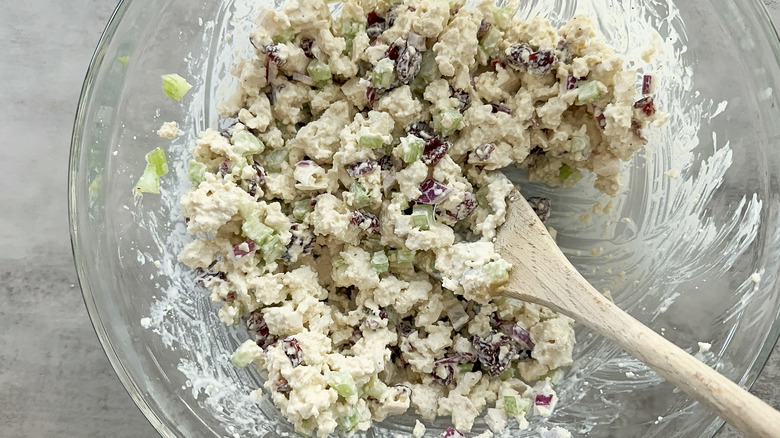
[{"x1": 0, "y1": 1, "x2": 777, "y2": 437}]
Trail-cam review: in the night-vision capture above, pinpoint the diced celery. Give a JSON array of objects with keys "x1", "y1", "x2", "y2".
[
  {"x1": 401, "y1": 135, "x2": 425, "y2": 164},
  {"x1": 332, "y1": 256, "x2": 347, "y2": 269},
  {"x1": 499, "y1": 366, "x2": 515, "y2": 381},
  {"x1": 88, "y1": 175, "x2": 103, "y2": 205},
  {"x1": 371, "y1": 251, "x2": 389, "y2": 273},
  {"x1": 575, "y1": 80, "x2": 606, "y2": 105},
  {"x1": 363, "y1": 377, "x2": 388, "y2": 399},
  {"x1": 117, "y1": 56, "x2": 129, "y2": 67},
  {"x1": 242, "y1": 216, "x2": 274, "y2": 244},
  {"x1": 326, "y1": 371, "x2": 358, "y2": 397},
  {"x1": 295, "y1": 418, "x2": 315, "y2": 437},
  {"x1": 161, "y1": 73, "x2": 193, "y2": 101},
  {"x1": 230, "y1": 340, "x2": 261, "y2": 368},
  {"x1": 479, "y1": 26, "x2": 503, "y2": 58},
  {"x1": 265, "y1": 148, "x2": 288, "y2": 173},
  {"x1": 307, "y1": 59, "x2": 332, "y2": 87},
  {"x1": 570, "y1": 135, "x2": 589, "y2": 153},
  {"x1": 483, "y1": 259, "x2": 511, "y2": 287},
  {"x1": 260, "y1": 234, "x2": 284, "y2": 262},
  {"x1": 365, "y1": 234, "x2": 383, "y2": 252},
  {"x1": 492, "y1": 5, "x2": 517, "y2": 30},
  {"x1": 187, "y1": 160, "x2": 207, "y2": 184},
  {"x1": 135, "y1": 147, "x2": 168, "y2": 194},
  {"x1": 232, "y1": 130, "x2": 265, "y2": 155},
  {"x1": 272, "y1": 27, "x2": 296, "y2": 44},
  {"x1": 340, "y1": 20, "x2": 363, "y2": 54},
  {"x1": 337, "y1": 406, "x2": 360, "y2": 432},
  {"x1": 371, "y1": 58, "x2": 395, "y2": 89},
  {"x1": 292, "y1": 198, "x2": 314, "y2": 222},
  {"x1": 411, "y1": 204, "x2": 435, "y2": 231},
  {"x1": 559, "y1": 163, "x2": 582, "y2": 183},
  {"x1": 350, "y1": 181, "x2": 372, "y2": 209},
  {"x1": 504, "y1": 395, "x2": 531, "y2": 415},
  {"x1": 358, "y1": 132, "x2": 384, "y2": 149},
  {"x1": 475, "y1": 185, "x2": 494, "y2": 213},
  {"x1": 397, "y1": 249, "x2": 416, "y2": 264},
  {"x1": 458, "y1": 363, "x2": 474, "y2": 373},
  {"x1": 432, "y1": 107, "x2": 463, "y2": 136},
  {"x1": 411, "y1": 50, "x2": 439, "y2": 93}
]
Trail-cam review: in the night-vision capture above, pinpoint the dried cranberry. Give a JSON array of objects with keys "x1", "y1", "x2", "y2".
[
  {"x1": 535, "y1": 394, "x2": 554, "y2": 405},
  {"x1": 252, "y1": 162, "x2": 266, "y2": 184},
  {"x1": 366, "y1": 11, "x2": 387, "y2": 39},
  {"x1": 471, "y1": 333, "x2": 519, "y2": 376},
  {"x1": 634, "y1": 96, "x2": 656, "y2": 116},
  {"x1": 396, "y1": 45, "x2": 422, "y2": 84},
  {"x1": 526, "y1": 197, "x2": 551, "y2": 223},
  {"x1": 491, "y1": 59, "x2": 507, "y2": 70},
  {"x1": 505, "y1": 43, "x2": 533, "y2": 68},
  {"x1": 421, "y1": 137, "x2": 450, "y2": 165},
  {"x1": 489, "y1": 313, "x2": 535, "y2": 352},
  {"x1": 262, "y1": 44, "x2": 286, "y2": 67},
  {"x1": 282, "y1": 230, "x2": 316, "y2": 262},
  {"x1": 434, "y1": 352, "x2": 476, "y2": 367},
  {"x1": 472, "y1": 143, "x2": 495, "y2": 161},
  {"x1": 477, "y1": 19, "x2": 492, "y2": 38},
  {"x1": 350, "y1": 211, "x2": 381, "y2": 234},
  {"x1": 565, "y1": 75, "x2": 578, "y2": 91},
  {"x1": 300, "y1": 38, "x2": 315, "y2": 58},
  {"x1": 417, "y1": 178, "x2": 452, "y2": 204},
  {"x1": 385, "y1": 41, "x2": 403, "y2": 61},
  {"x1": 408, "y1": 121, "x2": 436, "y2": 141},
  {"x1": 440, "y1": 427, "x2": 466, "y2": 438},
  {"x1": 218, "y1": 160, "x2": 230, "y2": 177},
  {"x1": 246, "y1": 178, "x2": 259, "y2": 197},
  {"x1": 440, "y1": 192, "x2": 478, "y2": 221},
  {"x1": 275, "y1": 379, "x2": 292, "y2": 394},
  {"x1": 378, "y1": 308, "x2": 388, "y2": 320},
  {"x1": 642, "y1": 74, "x2": 654, "y2": 95},
  {"x1": 366, "y1": 86, "x2": 384, "y2": 107},
  {"x1": 631, "y1": 119, "x2": 648, "y2": 145},
  {"x1": 233, "y1": 239, "x2": 257, "y2": 258},
  {"x1": 247, "y1": 312, "x2": 276, "y2": 349},
  {"x1": 596, "y1": 113, "x2": 606, "y2": 130},
  {"x1": 433, "y1": 363, "x2": 455, "y2": 386},
  {"x1": 348, "y1": 325, "x2": 363, "y2": 346},
  {"x1": 528, "y1": 49, "x2": 557, "y2": 74},
  {"x1": 451, "y1": 88, "x2": 471, "y2": 112},
  {"x1": 281, "y1": 337, "x2": 303, "y2": 367},
  {"x1": 490, "y1": 103, "x2": 511, "y2": 114},
  {"x1": 346, "y1": 160, "x2": 379, "y2": 177}
]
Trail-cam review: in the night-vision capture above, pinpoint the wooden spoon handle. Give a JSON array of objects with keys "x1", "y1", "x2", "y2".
[{"x1": 497, "y1": 192, "x2": 780, "y2": 437}]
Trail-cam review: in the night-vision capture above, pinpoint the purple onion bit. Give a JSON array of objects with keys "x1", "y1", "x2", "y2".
[
  {"x1": 366, "y1": 11, "x2": 387, "y2": 39},
  {"x1": 261, "y1": 44, "x2": 286, "y2": 67},
  {"x1": 535, "y1": 394, "x2": 554, "y2": 406},
  {"x1": 346, "y1": 160, "x2": 379, "y2": 177},
  {"x1": 439, "y1": 191, "x2": 478, "y2": 222},
  {"x1": 233, "y1": 239, "x2": 257, "y2": 258},
  {"x1": 291, "y1": 72, "x2": 314, "y2": 85},
  {"x1": 421, "y1": 137, "x2": 450, "y2": 165},
  {"x1": 634, "y1": 96, "x2": 656, "y2": 116},
  {"x1": 275, "y1": 379, "x2": 292, "y2": 394},
  {"x1": 247, "y1": 312, "x2": 276, "y2": 349},
  {"x1": 440, "y1": 427, "x2": 467, "y2": 438},
  {"x1": 642, "y1": 74, "x2": 654, "y2": 95},
  {"x1": 489, "y1": 313, "x2": 535, "y2": 352},
  {"x1": 349, "y1": 211, "x2": 381, "y2": 234},
  {"x1": 416, "y1": 178, "x2": 452, "y2": 204},
  {"x1": 470, "y1": 333, "x2": 519, "y2": 376}
]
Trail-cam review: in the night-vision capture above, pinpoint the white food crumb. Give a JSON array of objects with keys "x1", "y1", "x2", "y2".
[
  {"x1": 157, "y1": 121, "x2": 180, "y2": 139},
  {"x1": 154, "y1": 260, "x2": 162, "y2": 268},
  {"x1": 225, "y1": 33, "x2": 233, "y2": 41},
  {"x1": 697, "y1": 342, "x2": 712, "y2": 353},
  {"x1": 620, "y1": 217, "x2": 632, "y2": 224},
  {"x1": 473, "y1": 431, "x2": 494, "y2": 438},
  {"x1": 625, "y1": 372, "x2": 635, "y2": 378},
  {"x1": 538, "y1": 426, "x2": 573, "y2": 438},
  {"x1": 140, "y1": 317, "x2": 151, "y2": 328},
  {"x1": 113, "y1": 151, "x2": 118, "y2": 156},
  {"x1": 591, "y1": 247, "x2": 603, "y2": 256},
  {"x1": 412, "y1": 420, "x2": 425, "y2": 438},
  {"x1": 751, "y1": 272, "x2": 761, "y2": 283},
  {"x1": 664, "y1": 169, "x2": 679, "y2": 179}
]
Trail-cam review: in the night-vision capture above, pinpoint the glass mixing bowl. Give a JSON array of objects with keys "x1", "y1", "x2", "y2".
[{"x1": 70, "y1": 0, "x2": 780, "y2": 436}]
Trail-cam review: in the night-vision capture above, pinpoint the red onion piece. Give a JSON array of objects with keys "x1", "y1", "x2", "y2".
[
  {"x1": 296, "y1": 160, "x2": 315, "y2": 167},
  {"x1": 473, "y1": 143, "x2": 495, "y2": 161},
  {"x1": 634, "y1": 96, "x2": 656, "y2": 116},
  {"x1": 346, "y1": 160, "x2": 379, "y2": 176},
  {"x1": 535, "y1": 394, "x2": 554, "y2": 406},
  {"x1": 382, "y1": 169, "x2": 397, "y2": 194},
  {"x1": 233, "y1": 239, "x2": 257, "y2": 258},
  {"x1": 642, "y1": 74, "x2": 654, "y2": 94},
  {"x1": 440, "y1": 427, "x2": 466, "y2": 438},
  {"x1": 441, "y1": 191, "x2": 477, "y2": 221},
  {"x1": 416, "y1": 178, "x2": 452, "y2": 204}
]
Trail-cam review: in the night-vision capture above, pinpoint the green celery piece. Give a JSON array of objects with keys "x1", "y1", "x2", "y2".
[
  {"x1": 492, "y1": 5, "x2": 517, "y2": 30},
  {"x1": 242, "y1": 216, "x2": 274, "y2": 244},
  {"x1": 307, "y1": 59, "x2": 332, "y2": 87},
  {"x1": 230, "y1": 342, "x2": 260, "y2": 368},
  {"x1": 358, "y1": 132, "x2": 384, "y2": 149},
  {"x1": 458, "y1": 363, "x2": 475, "y2": 373},
  {"x1": 326, "y1": 371, "x2": 358, "y2": 397},
  {"x1": 273, "y1": 27, "x2": 296, "y2": 44},
  {"x1": 397, "y1": 249, "x2": 416, "y2": 264},
  {"x1": 575, "y1": 80, "x2": 605, "y2": 105},
  {"x1": 499, "y1": 366, "x2": 515, "y2": 381},
  {"x1": 260, "y1": 234, "x2": 284, "y2": 262},
  {"x1": 362, "y1": 377, "x2": 388, "y2": 399},
  {"x1": 371, "y1": 58, "x2": 395, "y2": 89},
  {"x1": 370, "y1": 251, "x2": 389, "y2": 273},
  {"x1": 265, "y1": 148, "x2": 288, "y2": 173},
  {"x1": 483, "y1": 259, "x2": 511, "y2": 287},
  {"x1": 117, "y1": 56, "x2": 129, "y2": 67},
  {"x1": 340, "y1": 20, "x2": 363, "y2": 54},
  {"x1": 570, "y1": 135, "x2": 589, "y2": 153},
  {"x1": 187, "y1": 160, "x2": 207, "y2": 184},
  {"x1": 337, "y1": 406, "x2": 360, "y2": 432},
  {"x1": 161, "y1": 73, "x2": 193, "y2": 101},
  {"x1": 433, "y1": 107, "x2": 463, "y2": 136},
  {"x1": 479, "y1": 26, "x2": 503, "y2": 58},
  {"x1": 411, "y1": 204, "x2": 434, "y2": 231},
  {"x1": 350, "y1": 181, "x2": 371, "y2": 209},
  {"x1": 295, "y1": 418, "x2": 315, "y2": 437},
  {"x1": 292, "y1": 198, "x2": 314, "y2": 222},
  {"x1": 559, "y1": 163, "x2": 582, "y2": 183},
  {"x1": 135, "y1": 147, "x2": 168, "y2": 194},
  {"x1": 401, "y1": 135, "x2": 425, "y2": 163},
  {"x1": 504, "y1": 395, "x2": 531, "y2": 415},
  {"x1": 332, "y1": 256, "x2": 347, "y2": 269},
  {"x1": 475, "y1": 185, "x2": 494, "y2": 213},
  {"x1": 232, "y1": 130, "x2": 265, "y2": 155}
]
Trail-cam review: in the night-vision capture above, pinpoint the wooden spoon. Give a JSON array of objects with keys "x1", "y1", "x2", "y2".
[{"x1": 494, "y1": 190, "x2": 780, "y2": 438}]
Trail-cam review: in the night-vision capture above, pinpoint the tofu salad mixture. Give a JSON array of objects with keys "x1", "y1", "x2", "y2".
[{"x1": 171, "y1": 0, "x2": 667, "y2": 436}]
